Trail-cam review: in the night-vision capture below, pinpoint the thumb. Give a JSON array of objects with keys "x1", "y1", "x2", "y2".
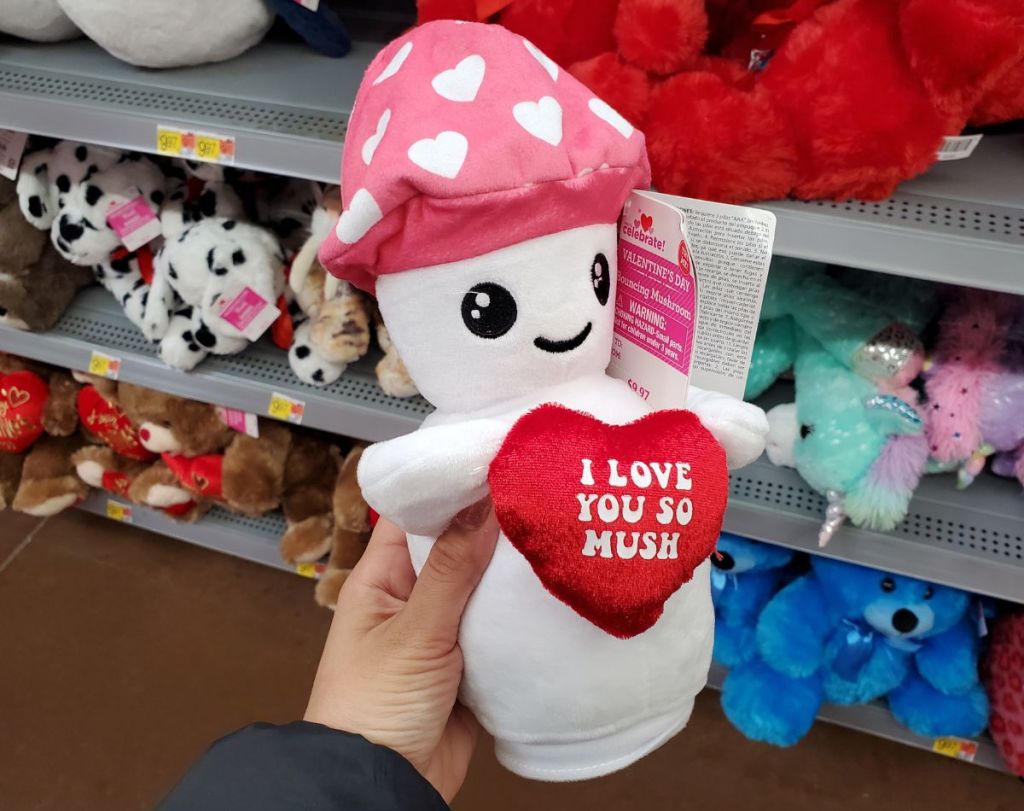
[{"x1": 399, "y1": 497, "x2": 499, "y2": 647}]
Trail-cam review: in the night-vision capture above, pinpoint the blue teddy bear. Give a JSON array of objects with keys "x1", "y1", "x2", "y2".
[
  {"x1": 711, "y1": 533, "x2": 796, "y2": 668},
  {"x1": 721, "y1": 556, "x2": 989, "y2": 746}
]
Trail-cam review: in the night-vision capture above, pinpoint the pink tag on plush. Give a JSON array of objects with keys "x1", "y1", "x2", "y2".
[
  {"x1": 215, "y1": 406, "x2": 260, "y2": 438},
  {"x1": 218, "y1": 287, "x2": 281, "y2": 341},
  {"x1": 106, "y1": 197, "x2": 161, "y2": 252}
]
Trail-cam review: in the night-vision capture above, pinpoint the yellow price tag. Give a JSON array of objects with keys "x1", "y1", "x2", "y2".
[
  {"x1": 294, "y1": 562, "x2": 322, "y2": 579},
  {"x1": 932, "y1": 736, "x2": 978, "y2": 762},
  {"x1": 156, "y1": 128, "x2": 184, "y2": 157},
  {"x1": 87, "y1": 350, "x2": 122, "y2": 380},
  {"x1": 267, "y1": 392, "x2": 305, "y2": 425},
  {"x1": 106, "y1": 500, "x2": 133, "y2": 523},
  {"x1": 195, "y1": 135, "x2": 222, "y2": 162}
]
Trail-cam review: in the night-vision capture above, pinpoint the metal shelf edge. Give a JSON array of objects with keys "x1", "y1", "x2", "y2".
[
  {"x1": 705, "y1": 664, "x2": 1009, "y2": 773},
  {"x1": 76, "y1": 492, "x2": 295, "y2": 574}
]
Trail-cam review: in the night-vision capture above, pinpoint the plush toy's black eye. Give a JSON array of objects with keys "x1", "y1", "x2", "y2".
[
  {"x1": 923, "y1": 586, "x2": 934, "y2": 600},
  {"x1": 56, "y1": 174, "x2": 70, "y2": 193},
  {"x1": 85, "y1": 185, "x2": 103, "y2": 206},
  {"x1": 591, "y1": 253, "x2": 610, "y2": 306},
  {"x1": 881, "y1": 577, "x2": 895, "y2": 593},
  {"x1": 461, "y1": 282, "x2": 517, "y2": 339},
  {"x1": 799, "y1": 424, "x2": 814, "y2": 439}
]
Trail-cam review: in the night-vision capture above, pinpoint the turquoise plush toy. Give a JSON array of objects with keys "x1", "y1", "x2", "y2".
[
  {"x1": 721, "y1": 557, "x2": 989, "y2": 746},
  {"x1": 711, "y1": 533, "x2": 796, "y2": 668},
  {"x1": 766, "y1": 330, "x2": 930, "y2": 544},
  {"x1": 749, "y1": 261, "x2": 933, "y2": 397}
]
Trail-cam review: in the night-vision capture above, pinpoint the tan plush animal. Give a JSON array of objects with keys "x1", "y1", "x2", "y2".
[
  {"x1": 287, "y1": 190, "x2": 374, "y2": 387},
  {"x1": 0, "y1": 176, "x2": 93, "y2": 331}
]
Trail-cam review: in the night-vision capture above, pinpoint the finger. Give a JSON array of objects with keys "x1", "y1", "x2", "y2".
[
  {"x1": 399, "y1": 498, "x2": 499, "y2": 647},
  {"x1": 343, "y1": 516, "x2": 416, "y2": 607}
]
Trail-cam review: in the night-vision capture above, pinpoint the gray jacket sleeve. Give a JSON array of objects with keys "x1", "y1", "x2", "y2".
[{"x1": 158, "y1": 722, "x2": 449, "y2": 811}]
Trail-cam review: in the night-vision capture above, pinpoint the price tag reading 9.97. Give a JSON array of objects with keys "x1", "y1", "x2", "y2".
[
  {"x1": 156, "y1": 126, "x2": 236, "y2": 165},
  {"x1": 627, "y1": 378, "x2": 650, "y2": 401}
]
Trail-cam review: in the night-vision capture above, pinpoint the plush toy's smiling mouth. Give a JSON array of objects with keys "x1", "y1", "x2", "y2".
[{"x1": 534, "y1": 322, "x2": 592, "y2": 353}]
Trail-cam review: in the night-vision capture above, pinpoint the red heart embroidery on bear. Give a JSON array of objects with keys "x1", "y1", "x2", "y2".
[
  {"x1": 489, "y1": 404, "x2": 728, "y2": 638},
  {"x1": 78, "y1": 385, "x2": 155, "y2": 462},
  {"x1": 0, "y1": 371, "x2": 49, "y2": 454},
  {"x1": 640, "y1": 213, "x2": 654, "y2": 232}
]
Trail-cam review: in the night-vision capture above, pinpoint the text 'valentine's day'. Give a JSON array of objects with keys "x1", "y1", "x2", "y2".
[{"x1": 576, "y1": 458, "x2": 693, "y2": 560}]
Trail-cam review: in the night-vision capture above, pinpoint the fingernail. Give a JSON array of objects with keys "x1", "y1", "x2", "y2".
[{"x1": 454, "y1": 497, "x2": 492, "y2": 530}]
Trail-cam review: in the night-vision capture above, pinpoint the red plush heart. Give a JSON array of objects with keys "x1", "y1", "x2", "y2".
[
  {"x1": 78, "y1": 385, "x2": 155, "y2": 462},
  {"x1": 162, "y1": 452, "x2": 224, "y2": 499},
  {"x1": 489, "y1": 404, "x2": 728, "y2": 638},
  {"x1": 0, "y1": 371, "x2": 49, "y2": 454}
]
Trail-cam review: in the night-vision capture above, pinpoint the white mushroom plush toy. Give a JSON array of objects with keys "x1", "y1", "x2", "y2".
[{"x1": 319, "y1": 21, "x2": 769, "y2": 782}]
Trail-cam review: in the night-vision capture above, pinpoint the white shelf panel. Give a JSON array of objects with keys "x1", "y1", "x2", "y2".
[
  {"x1": 705, "y1": 664, "x2": 1010, "y2": 773},
  {"x1": 2, "y1": 38, "x2": 1023, "y2": 289},
  {"x1": 0, "y1": 287, "x2": 431, "y2": 442},
  {"x1": 77, "y1": 491, "x2": 294, "y2": 574}
]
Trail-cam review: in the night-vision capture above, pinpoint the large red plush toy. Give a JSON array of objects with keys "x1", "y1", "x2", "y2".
[{"x1": 418, "y1": 0, "x2": 1024, "y2": 203}]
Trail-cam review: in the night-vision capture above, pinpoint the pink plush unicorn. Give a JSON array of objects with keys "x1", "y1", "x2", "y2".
[{"x1": 923, "y1": 289, "x2": 1024, "y2": 489}]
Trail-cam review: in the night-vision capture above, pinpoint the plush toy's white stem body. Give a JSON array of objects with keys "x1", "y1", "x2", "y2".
[
  {"x1": 360, "y1": 225, "x2": 767, "y2": 780},
  {"x1": 363, "y1": 372, "x2": 713, "y2": 780}
]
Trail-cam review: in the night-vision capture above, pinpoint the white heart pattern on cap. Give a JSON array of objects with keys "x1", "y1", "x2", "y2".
[
  {"x1": 523, "y1": 39, "x2": 558, "y2": 82},
  {"x1": 336, "y1": 188, "x2": 383, "y2": 244},
  {"x1": 408, "y1": 131, "x2": 469, "y2": 179},
  {"x1": 588, "y1": 97, "x2": 634, "y2": 138},
  {"x1": 431, "y1": 54, "x2": 486, "y2": 103},
  {"x1": 361, "y1": 109, "x2": 391, "y2": 166},
  {"x1": 513, "y1": 96, "x2": 563, "y2": 146},
  {"x1": 373, "y1": 41, "x2": 413, "y2": 86}
]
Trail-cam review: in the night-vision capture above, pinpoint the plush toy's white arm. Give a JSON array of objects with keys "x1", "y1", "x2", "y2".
[
  {"x1": 685, "y1": 384, "x2": 769, "y2": 470},
  {"x1": 358, "y1": 418, "x2": 508, "y2": 537}
]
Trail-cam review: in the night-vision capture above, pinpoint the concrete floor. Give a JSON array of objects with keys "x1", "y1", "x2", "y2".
[{"x1": 0, "y1": 510, "x2": 1019, "y2": 810}]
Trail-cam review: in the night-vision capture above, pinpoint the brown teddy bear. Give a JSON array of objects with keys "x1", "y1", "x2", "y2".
[
  {"x1": 278, "y1": 441, "x2": 372, "y2": 608},
  {"x1": 317, "y1": 443, "x2": 372, "y2": 608},
  {"x1": 0, "y1": 176, "x2": 93, "y2": 332},
  {"x1": 280, "y1": 440, "x2": 372, "y2": 610},
  {"x1": 117, "y1": 383, "x2": 294, "y2": 517},
  {"x1": 69, "y1": 376, "x2": 207, "y2": 520},
  {"x1": 0, "y1": 353, "x2": 88, "y2": 515}
]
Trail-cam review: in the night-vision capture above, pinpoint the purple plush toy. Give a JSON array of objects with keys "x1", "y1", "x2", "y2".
[{"x1": 923, "y1": 288, "x2": 1024, "y2": 490}]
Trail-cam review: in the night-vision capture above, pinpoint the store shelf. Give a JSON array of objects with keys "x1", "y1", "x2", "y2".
[
  {"x1": 0, "y1": 36, "x2": 370, "y2": 182},
  {"x1": 3, "y1": 36, "x2": 1023, "y2": 291},
  {"x1": 757, "y1": 134, "x2": 1024, "y2": 295},
  {"x1": 0, "y1": 287, "x2": 431, "y2": 442},
  {"x1": 726, "y1": 456, "x2": 1024, "y2": 604},
  {"x1": 76, "y1": 491, "x2": 293, "y2": 574},
  {"x1": 705, "y1": 664, "x2": 1010, "y2": 773}
]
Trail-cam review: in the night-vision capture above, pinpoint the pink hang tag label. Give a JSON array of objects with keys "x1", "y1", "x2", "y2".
[
  {"x1": 608, "y1": 191, "x2": 696, "y2": 410},
  {"x1": 218, "y1": 287, "x2": 281, "y2": 341},
  {"x1": 106, "y1": 196, "x2": 161, "y2": 252},
  {"x1": 215, "y1": 406, "x2": 260, "y2": 438}
]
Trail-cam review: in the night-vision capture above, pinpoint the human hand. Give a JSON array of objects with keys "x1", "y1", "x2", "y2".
[{"x1": 305, "y1": 499, "x2": 500, "y2": 803}]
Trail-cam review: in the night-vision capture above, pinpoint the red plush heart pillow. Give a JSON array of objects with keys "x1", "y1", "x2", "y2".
[
  {"x1": 489, "y1": 404, "x2": 728, "y2": 638},
  {"x1": 0, "y1": 371, "x2": 49, "y2": 454}
]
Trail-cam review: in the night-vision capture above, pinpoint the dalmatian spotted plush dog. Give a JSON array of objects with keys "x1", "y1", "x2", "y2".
[
  {"x1": 17, "y1": 140, "x2": 121, "y2": 230},
  {"x1": 17, "y1": 146, "x2": 176, "y2": 341},
  {"x1": 148, "y1": 217, "x2": 287, "y2": 370}
]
